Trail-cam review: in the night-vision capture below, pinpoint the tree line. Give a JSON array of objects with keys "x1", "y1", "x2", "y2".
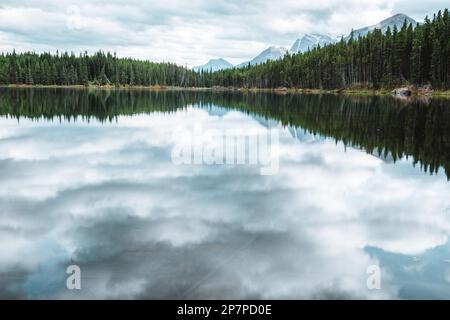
[
  {"x1": 0, "y1": 9, "x2": 448, "y2": 90},
  {"x1": 0, "y1": 51, "x2": 200, "y2": 87}
]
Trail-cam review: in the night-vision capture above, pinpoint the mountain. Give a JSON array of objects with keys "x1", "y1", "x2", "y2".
[
  {"x1": 345, "y1": 13, "x2": 417, "y2": 40},
  {"x1": 237, "y1": 46, "x2": 288, "y2": 68},
  {"x1": 193, "y1": 58, "x2": 234, "y2": 72},
  {"x1": 290, "y1": 33, "x2": 337, "y2": 54},
  {"x1": 196, "y1": 13, "x2": 417, "y2": 71}
]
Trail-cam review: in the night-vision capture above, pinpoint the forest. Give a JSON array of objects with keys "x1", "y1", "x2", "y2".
[
  {"x1": 0, "y1": 9, "x2": 448, "y2": 90},
  {"x1": 0, "y1": 51, "x2": 201, "y2": 87},
  {"x1": 207, "y1": 9, "x2": 450, "y2": 90}
]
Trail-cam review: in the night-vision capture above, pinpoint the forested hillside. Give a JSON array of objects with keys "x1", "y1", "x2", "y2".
[{"x1": 207, "y1": 9, "x2": 450, "y2": 89}]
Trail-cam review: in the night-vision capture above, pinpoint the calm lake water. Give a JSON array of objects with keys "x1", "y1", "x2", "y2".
[{"x1": 1, "y1": 88, "x2": 450, "y2": 299}]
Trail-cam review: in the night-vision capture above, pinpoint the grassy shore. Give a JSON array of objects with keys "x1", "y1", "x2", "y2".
[
  {"x1": 0, "y1": 84, "x2": 211, "y2": 91},
  {"x1": 221, "y1": 87, "x2": 450, "y2": 97},
  {"x1": 1, "y1": 84, "x2": 450, "y2": 97}
]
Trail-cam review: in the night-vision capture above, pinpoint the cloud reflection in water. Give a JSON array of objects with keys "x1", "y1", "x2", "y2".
[{"x1": 0, "y1": 106, "x2": 449, "y2": 299}]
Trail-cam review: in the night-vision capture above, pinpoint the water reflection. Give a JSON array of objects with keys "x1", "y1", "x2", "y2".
[
  {"x1": 1, "y1": 88, "x2": 449, "y2": 179},
  {"x1": 0, "y1": 88, "x2": 449, "y2": 299}
]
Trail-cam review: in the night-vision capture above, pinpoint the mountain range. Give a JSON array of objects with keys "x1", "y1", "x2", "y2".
[{"x1": 193, "y1": 13, "x2": 417, "y2": 72}]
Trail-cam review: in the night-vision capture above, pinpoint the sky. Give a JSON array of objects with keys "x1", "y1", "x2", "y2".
[{"x1": 0, "y1": 0, "x2": 448, "y2": 67}]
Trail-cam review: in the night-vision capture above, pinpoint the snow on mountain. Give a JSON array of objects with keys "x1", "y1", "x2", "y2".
[
  {"x1": 195, "y1": 13, "x2": 418, "y2": 72},
  {"x1": 345, "y1": 13, "x2": 417, "y2": 40},
  {"x1": 290, "y1": 33, "x2": 338, "y2": 54},
  {"x1": 193, "y1": 58, "x2": 234, "y2": 72},
  {"x1": 237, "y1": 46, "x2": 288, "y2": 68}
]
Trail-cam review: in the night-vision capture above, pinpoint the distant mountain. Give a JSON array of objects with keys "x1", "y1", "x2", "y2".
[
  {"x1": 196, "y1": 13, "x2": 418, "y2": 72},
  {"x1": 237, "y1": 46, "x2": 288, "y2": 68},
  {"x1": 193, "y1": 58, "x2": 234, "y2": 72},
  {"x1": 290, "y1": 33, "x2": 338, "y2": 54},
  {"x1": 345, "y1": 13, "x2": 417, "y2": 40}
]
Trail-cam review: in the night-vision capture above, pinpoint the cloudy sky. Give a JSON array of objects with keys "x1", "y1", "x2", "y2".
[{"x1": 0, "y1": 0, "x2": 448, "y2": 67}]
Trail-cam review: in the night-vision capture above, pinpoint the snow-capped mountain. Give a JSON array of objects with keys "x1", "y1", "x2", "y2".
[
  {"x1": 345, "y1": 13, "x2": 417, "y2": 40},
  {"x1": 290, "y1": 33, "x2": 337, "y2": 54},
  {"x1": 193, "y1": 58, "x2": 234, "y2": 72},
  {"x1": 237, "y1": 46, "x2": 288, "y2": 68},
  {"x1": 194, "y1": 13, "x2": 418, "y2": 72}
]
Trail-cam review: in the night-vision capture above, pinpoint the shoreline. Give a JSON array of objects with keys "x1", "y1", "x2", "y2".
[{"x1": 1, "y1": 84, "x2": 449, "y2": 97}]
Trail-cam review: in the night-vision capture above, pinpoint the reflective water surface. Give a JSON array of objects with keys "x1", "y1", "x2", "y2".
[{"x1": 0, "y1": 88, "x2": 450, "y2": 299}]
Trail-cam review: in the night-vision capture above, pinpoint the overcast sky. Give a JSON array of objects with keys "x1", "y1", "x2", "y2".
[{"x1": 0, "y1": 0, "x2": 448, "y2": 67}]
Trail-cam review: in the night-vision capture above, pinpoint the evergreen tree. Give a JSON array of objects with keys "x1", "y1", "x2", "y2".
[{"x1": 26, "y1": 65, "x2": 33, "y2": 85}]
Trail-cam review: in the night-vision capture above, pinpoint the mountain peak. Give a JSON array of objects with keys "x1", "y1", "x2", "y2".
[
  {"x1": 290, "y1": 33, "x2": 337, "y2": 54},
  {"x1": 265, "y1": 46, "x2": 288, "y2": 54},
  {"x1": 391, "y1": 13, "x2": 411, "y2": 19},
  {"x1": 347, "y1": 13, "x2": 417, "y2": 40},
  {"x1": 212, "y1": 58, "x2": 228, "y2": 63},
  {"x1": 237, "y1": 46, "x2": 287, "y2": 68},
  {"x1": 193, "y1": 58, "x2": 234, "y2": 72},
  {"x1": 377, "y1": 13, "x2": 416, "y2": 26}
]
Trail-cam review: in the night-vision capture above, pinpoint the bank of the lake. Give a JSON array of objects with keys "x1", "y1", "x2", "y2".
[{"x1": 1, "y1": 84, "x2": 450, "y2": 97}]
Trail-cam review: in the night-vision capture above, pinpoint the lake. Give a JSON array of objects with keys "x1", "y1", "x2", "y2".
[{"x1": 0, "y1": 88, "x2": 450, "y2": 299}]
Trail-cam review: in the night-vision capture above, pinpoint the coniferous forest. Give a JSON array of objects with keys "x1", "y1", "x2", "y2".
[
  {"x1": 0, "y1": 51, "x2": 201, "y2": 87},
  {"x1": 209, "y1": 9, "x2": 450, "y2": 90},
  {"x1": 0, "y1": 9, "x2": 449, "y2": 90}
]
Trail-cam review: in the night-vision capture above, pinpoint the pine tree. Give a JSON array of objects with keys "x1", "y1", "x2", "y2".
[
  {"x1": 80, "y1": 60, "x2": 89, "y2": 86},
  {"x1": 98, "y1": 64, "x2": 109, "y2": 85},
  {"x1": 51, "y1": 64, "x2": 58, "y2": 85},
  {"x1": 114, "y1": 53, "x2": 119, "y2": 88},
  {"x1": 26, "y1": 65, "x2": 33, "y2": 85},
  {"x1": 129, "y1": 64, "x2": 135, "y2": 86}
]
